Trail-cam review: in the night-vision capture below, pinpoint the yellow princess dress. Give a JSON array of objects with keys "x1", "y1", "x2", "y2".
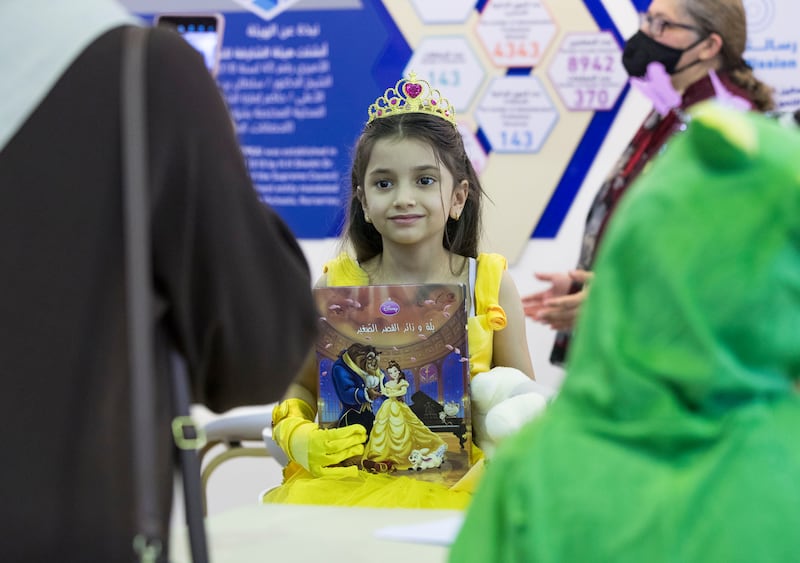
[
  {"x1": 261, "y1": 252, "x2": 508, "y2": 509},
  {"x1": 362, "y1": 377, "x2": 446, "y2": 470}
]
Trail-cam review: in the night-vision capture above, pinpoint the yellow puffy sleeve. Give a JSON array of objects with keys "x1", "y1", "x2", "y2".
[
  {"x1": 322, "y1": 253, "x2": 370, "y2": 286},
  {"x1": 467, "y1": 252, "x2": 508, "y2": 376}
]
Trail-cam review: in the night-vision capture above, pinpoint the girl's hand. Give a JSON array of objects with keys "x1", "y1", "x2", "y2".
[{"x1": 523, "y1": 270, "x2": 594, "y2": 331}]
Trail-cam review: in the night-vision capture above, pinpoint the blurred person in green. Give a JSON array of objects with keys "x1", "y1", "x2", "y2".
[{"x1": 449, "y1": 101, "x2": 800, "y2": 563}]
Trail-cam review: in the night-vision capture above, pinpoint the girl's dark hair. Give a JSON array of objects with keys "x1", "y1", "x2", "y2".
[{"x1": 343, "y1": 112, "x2": 484, "y2": 263}]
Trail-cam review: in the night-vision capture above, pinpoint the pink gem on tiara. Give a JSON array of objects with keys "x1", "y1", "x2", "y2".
[
  {"x1": 366, "y1": 71, "x2": 457, "y2": 126},
  {"x1": 404, "y1": 83, "x2": 423, "y2": 98}
]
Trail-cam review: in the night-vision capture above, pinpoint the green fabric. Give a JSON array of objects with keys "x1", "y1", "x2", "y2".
[{"x1": 450, "y1": 103, "x2": 800, "y2": 562}]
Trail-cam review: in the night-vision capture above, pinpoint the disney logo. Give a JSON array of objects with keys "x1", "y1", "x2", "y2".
[{"x1": 379, "y1": 299, "x2": 400, "y2": 316}]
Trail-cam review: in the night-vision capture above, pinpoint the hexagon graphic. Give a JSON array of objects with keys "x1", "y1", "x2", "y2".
[
  {"x1": 475, "y1": 75, "x2": 558, "y2": 154},
  {"x1": 547, "y1": 31, "x2": 627, "y2": 111},
  {"x1": 404, "y1": 37, "x2": 486, "y2": 112},
  {"x1": 476, "y1": 0, "x2": 557, "y2": 68},
  {"x1": 410, "y1": 0, "x2": 475, "y2": 24}
]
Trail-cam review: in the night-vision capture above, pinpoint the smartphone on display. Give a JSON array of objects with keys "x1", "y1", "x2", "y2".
[{"x1": 155, "y1": 13, "x2": 225, "y2": 76}]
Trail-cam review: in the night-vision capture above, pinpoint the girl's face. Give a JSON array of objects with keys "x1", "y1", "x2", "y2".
[
  {"x1": 359, "y1": 136, "x2": 467, "y2": 251},
  {"x1": 388, "y1": 365, "x2": 401, "y2": 380}
]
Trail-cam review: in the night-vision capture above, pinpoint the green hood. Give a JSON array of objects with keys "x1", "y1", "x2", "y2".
[
  {"x1": 450, "y1": 103, "x2": 800, "y2": 563},
  {"x1": 562, "y1": 102, "x2": 800, "y2": 449}
]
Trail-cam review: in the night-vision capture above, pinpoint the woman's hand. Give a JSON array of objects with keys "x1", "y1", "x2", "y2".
[{"x1": 522, "y1": 270, "x2": 594, "y2": 331}]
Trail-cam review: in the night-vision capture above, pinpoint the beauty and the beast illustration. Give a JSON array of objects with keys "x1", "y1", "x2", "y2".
[{"x1": 315, "y1": 284, "x2": 472, "y2": 486}]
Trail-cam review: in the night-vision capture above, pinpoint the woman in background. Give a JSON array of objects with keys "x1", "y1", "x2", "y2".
[{"x1": 523, "y1": 0, "x2": 774, "y2": 365}]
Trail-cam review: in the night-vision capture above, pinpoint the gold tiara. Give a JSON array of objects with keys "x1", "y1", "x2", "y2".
[{"x1": 367, "y1": 72, "x2": 457, "y2": 126}]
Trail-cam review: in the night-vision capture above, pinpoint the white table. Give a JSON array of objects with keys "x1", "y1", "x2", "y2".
[{"x1": 170, "y1": 503, "x2": 463, "y2": 562}]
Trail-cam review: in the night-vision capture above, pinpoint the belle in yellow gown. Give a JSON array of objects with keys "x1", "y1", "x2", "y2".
[{"x1": 362, "y1": 362, "x2": 446, "y2": 470}]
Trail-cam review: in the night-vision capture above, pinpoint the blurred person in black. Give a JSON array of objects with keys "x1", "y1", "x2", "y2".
[{"x1": 0, "y1": 0, "x2": 317, "y2": 559}]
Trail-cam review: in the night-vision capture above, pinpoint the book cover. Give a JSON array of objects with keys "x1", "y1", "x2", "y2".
[{"x1": 314, "y1": 283, "x2": 473, "y2": 487}]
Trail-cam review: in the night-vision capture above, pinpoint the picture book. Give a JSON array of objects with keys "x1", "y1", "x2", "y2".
[{"x1": 313, "y1": 283, "x2": 473, "y2": 487}]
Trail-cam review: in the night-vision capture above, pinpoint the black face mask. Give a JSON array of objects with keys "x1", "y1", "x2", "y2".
[{"x1": 622, "y1": 30, "x2": 707, "y2": 77}]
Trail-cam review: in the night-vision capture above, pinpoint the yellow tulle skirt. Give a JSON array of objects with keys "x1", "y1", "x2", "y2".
[{"x1": 261, "y1": 459, "x2": 482, "y2": 509}]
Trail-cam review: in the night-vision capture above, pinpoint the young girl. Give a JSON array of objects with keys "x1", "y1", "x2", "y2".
[{"x1": 263, "y1": 73, "x2": 535, "y2": 508}]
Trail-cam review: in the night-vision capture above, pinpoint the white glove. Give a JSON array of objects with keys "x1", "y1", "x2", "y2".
[{"x1": 471, "y1": 367, "x2": 549, "y2": 458}]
